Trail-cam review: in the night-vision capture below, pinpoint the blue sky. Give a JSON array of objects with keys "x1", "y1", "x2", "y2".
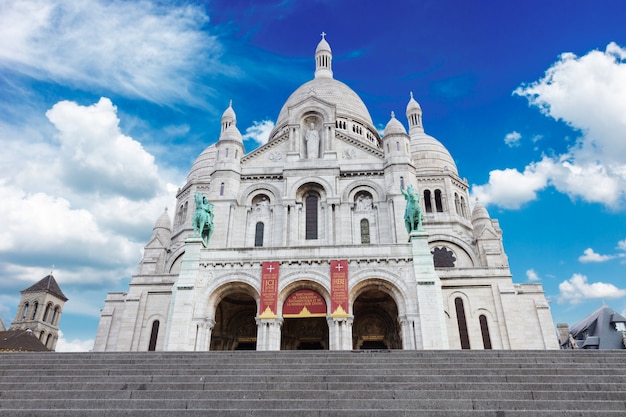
[{"x1": 0, "y1": 0, "x2": 625, "y2": 351}]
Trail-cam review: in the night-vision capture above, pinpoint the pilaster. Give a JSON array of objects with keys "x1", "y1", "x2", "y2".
[{"x1": 410, "y1": 230, "x2": 449, "y2": 349}]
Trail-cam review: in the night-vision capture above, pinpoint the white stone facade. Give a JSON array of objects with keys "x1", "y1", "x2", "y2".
[{"x1": 93, "y1": 35, "x2": 559, "y2": 352}]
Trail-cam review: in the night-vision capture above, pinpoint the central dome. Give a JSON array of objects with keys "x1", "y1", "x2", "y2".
[
  {"x1": 270, "y1": 34, "x2": 376, "y2": 142},
  {"x1": 275, "y1": 77, "x2": 374, "y2": 128}
]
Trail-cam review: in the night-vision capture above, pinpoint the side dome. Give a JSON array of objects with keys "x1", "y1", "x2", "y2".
[
  {"x1": 187, "y1": 144, "x2": 216, "y2": 181},
  {"x1": 411, "y1": 131, "x2": 458, "y2": 175}
]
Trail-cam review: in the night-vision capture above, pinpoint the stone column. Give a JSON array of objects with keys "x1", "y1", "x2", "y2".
[
  {"x1": 256, "y1": 318, "x2": 283, "y2": 351},
  {"x1": 194, "y1": 318, "x2": 215, "y2": 351},
  {"x1": 399, "y1": 315, "x2": 420, "y2": 350},
  {"x1": 328, "y1": 317, "x2": 353, "y2": 350}
]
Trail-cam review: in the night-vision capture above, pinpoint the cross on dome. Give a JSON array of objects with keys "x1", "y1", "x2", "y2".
[{"x1": 321, "y1": 31, "x2": 326, "y2": 39}]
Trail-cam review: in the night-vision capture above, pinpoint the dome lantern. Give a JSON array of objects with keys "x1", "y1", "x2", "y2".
[{"x1": 315, "y1": 32, "x2": 333, "y2": 79}]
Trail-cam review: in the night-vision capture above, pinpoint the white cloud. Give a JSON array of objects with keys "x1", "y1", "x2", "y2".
[
  {"x1": 0, "y1": 97, "x2": 177, "y2": 291},
  {"x1": 558, "y1": 273, "x2": 626, "y2": 304},
  {"x1": 46, "y1": 98, "x2": 164, "y2": 199},
  {"x1": 242, "y1": 120, "x2": 275, "y2": 146},
  {"x1": 579, "y1": 248, "x2": 614, "y2": 263},
  {"x1": 618, "y1": 239, "x2": 626, "y2": 252},
  {"x1": 471, "y1": 162, "x2": 548, "y2": 209},
  {"x1": 504, "y1": 131, "x2": 522, "y2": 147},
  {"x1": 0, "y1": 0, "x2": 231, "y2": 105},
  {"x1": 55, "y1": 330, "x2": 94, "y2": 352},
  {"x1": 526, "y1": 269, "x2": 540, "y2": 282},
  {"x1": 474, "y1": 42, "x2": 626, "y2": 209}
]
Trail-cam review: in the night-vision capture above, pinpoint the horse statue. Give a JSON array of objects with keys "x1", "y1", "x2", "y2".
[
  {"x1": 193, "y1": 192, "x2": 214, "y2": 245},
  {"x1": 402, "y1": 185, "x2": 424, "y2": 234}
]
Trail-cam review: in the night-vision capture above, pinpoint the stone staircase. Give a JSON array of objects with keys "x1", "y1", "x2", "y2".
[{"x1": 0, "y1": 350, "x2": 625, "y2": 416}]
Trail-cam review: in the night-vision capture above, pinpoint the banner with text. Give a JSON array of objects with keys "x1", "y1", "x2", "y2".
[
  {"x1": 283, "y1": 289, "x2": 327, "y2": 318},
  {"x1": 330, "y1": 260, "x2": 349, "y2": 318},
  {"x1": 259, "y1": 262, "x2": 279, "y2": 318}
]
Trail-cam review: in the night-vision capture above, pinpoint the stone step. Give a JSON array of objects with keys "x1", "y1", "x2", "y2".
[
  {"x1": 2, "y1": 410, "x2": 626, "y2": 417},
  {"x1": 0, "y1": 388, "x2": 624, "y2": 402},
  {"x1": 0, "y1": 398, "x2": 624, "y2": 411}
]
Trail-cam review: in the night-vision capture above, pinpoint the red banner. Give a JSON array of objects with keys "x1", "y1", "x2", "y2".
[
  {"x1": 283, "y1": 289, "x2": 327, "y2": 317},
  {"x1": 259, "y1": 262, "x2": 279, "y2": 318},
  {"x1": 330, "y1": 260, "x2": 349, "y2": 318}
]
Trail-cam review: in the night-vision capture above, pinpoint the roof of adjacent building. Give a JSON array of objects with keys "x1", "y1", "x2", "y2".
[
  {"x1": 21, "y1": 274, "x2": 68, "y2": 302},
  {"x1": 568, "y1": 305, "x2": 626, "y2": 349},
  {"x1": 0, "y1": 330, "x2": 51, "y2": 352}
]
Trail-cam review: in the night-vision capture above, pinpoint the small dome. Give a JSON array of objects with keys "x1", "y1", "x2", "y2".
[
  {"x1": 471, "y1": 199, "x2": 490, "y2": 224},
  {"x1": 406, "y1": 92, "x2": 421, "y2": 113},
  {"x1": 316, "y1": 33, "x2": 331, "y2": 53},
  {"x1": 411, "y1": 131, "x2": 458, "y2": 175},
  {"x1": 383, "y1": 112, "x2": 407, "y2": 136},
  {"x1": 188, "y1": 144, "x2": 217, "y2": 181},
  {"x1": 220, "y1": 124, "x2": 243, "y2": 143},
  {"x1": 221, "y1": 101, "x2": 236, "y2": 122},
  {"x1": 154, "y1": 207, "x2": 172, "y2": 232}
]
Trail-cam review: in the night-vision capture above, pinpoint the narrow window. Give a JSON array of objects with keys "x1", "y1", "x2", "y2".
[
  {"x1": 51, "y1": 306, "x2": 59, "y2": 325},
  {"x1": 479, "y1": 315, "x2": 492, "y2": 350},
  {"x1": 255, "y1": 222, "x2": 264, "y2": 247},
  {"x1": 148, "y1": 320, "x2": 160, "y2": 351},
  {"x1": 43, "y1": 303, "x2": 52, "y2": 323},
  {"x1": 396, "y1": 141, "x2": 400, "y2": 151},
  {"x1": 424, "y1": 190, "x2": 432, "y2": 213},
  {"x1": 360, "y1": 219, "x2": 370, "y2": 244},
  {"x1": 400, "y1": 177, "x2": 405, "y2": 190},
  {"x1": 305, "y1": 195, "x2": 318, "y2": 240},
  {"x1": 21, "y1": 302, "x2": 29, "y2": 320},
  {"x1": 39, "y1": 331, "x2": 46, "y2": 341},
  {"x1": 220, "y1": 182, "x2": 225, "y2": 196},
  {"x1": 435, "y1": 189, "x2": 444, "y2": 212},
  {"x1": 455, "y1": 298, "x2": 470, "y2": 349},
  {"x1": 31, "y1": 301, "x2": 39, "y2": 320},
  {"x1": 225, "y1": 148, "x2": 229, "y2": 158},
  {"x1": 454, "y1": 193, "x2": 461, "y2": 215},
  {"x1": 460, "y1": 196, "x2": 466, "y2": 218},
  {"x1": 45, "y1": 334, "x2": 52, "y2": 348}
]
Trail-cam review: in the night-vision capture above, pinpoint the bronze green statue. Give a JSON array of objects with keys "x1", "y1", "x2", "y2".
[
  {"x1": 193, "y1": 192, "x2": 214, "y2": 245},
  {"x1": 402, "y1": 185, "x2": 424, "y2": 233}
]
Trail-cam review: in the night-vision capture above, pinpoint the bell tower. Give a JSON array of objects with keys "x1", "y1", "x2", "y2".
[{"x1": 10, "y1": 274, "x2": 68, "y2": 350}]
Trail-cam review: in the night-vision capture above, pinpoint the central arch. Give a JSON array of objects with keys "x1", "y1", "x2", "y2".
[
  {"x1": 280, "y1": 288, "x2": 329, "y2": 350},
  {"x1": 352, "y1": 285, "x2": 402, "y2": 349}
]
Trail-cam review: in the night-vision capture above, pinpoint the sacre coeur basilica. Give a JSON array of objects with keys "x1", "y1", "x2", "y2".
[{"x1": 93, "y1": 35, "x2": 559, "y2": 352}]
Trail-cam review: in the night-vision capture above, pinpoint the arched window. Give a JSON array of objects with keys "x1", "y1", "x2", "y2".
[
  {"x1": 455, "y1": 298, "x2": 470, "y2": 349},
  {"x1": 51, "y1": 306, "x2": 59, "y2": 325},
  {"x1": 479, "y1": 315, "x2": 492, "y2": 349},
  {"x1": 454, "y1": 193, "x2": 461, "y2": 215},
  {"x1": 435, "y1": 189, "x2": 444, "y2": 212},
  {"x1": 45, "y1": 334, "x2": 52, "y2": 348},
  {"x1": 460, "y1": 196, "x2": 467, "y2": 218},
  {"x1": 220, "y1": 183, "x2": 225, "y2": 196},
  {"x1": 31, "y1": 301, "x2": 38, "y2": 320},
  {"x1": 305, "y1": 195, "x2": 318, "y2": 240},
  {"x1": 255, "y1": 222, "x2": 264, "y2": 247},
  {"x1": 424, "y1": 190, "x2": 432, "y2": 213},
  {"x1": 400, "y1": 177, "x2": 405, "y2": 190},
  {"x1": 39, "y1": 331, "x2": 46, "y2": 341},
  {"x1": 21, "y1": 302, "x2": 29, "y2": 320},
  {"x1": 43, "y1": 303, "x2": 52, "y2": 322},
  {"x1": 360, "y1": 219, "x2": 370, "y2": 244},
  {"x1": 148, "y1": 320, "x2": 160, "y2": 351}
]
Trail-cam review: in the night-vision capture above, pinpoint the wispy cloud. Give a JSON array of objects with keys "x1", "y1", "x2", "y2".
[
  {"x1": 0, "y1": 0, "x2": 232, "y2": 106},
  {"x1": 526, "y1": 269, "x2": 540, "y2": 282}
]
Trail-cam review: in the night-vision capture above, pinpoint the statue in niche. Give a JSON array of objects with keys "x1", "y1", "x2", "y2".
[
  {"x1": 193, "y1": 192, "x2": 214, "y2": 245},
  {"x1": 254, "y1": 196, "x2": 269, "y2": 214},
  {"x1": 305, "y1": 122, "x2": 320, "y2": 159},
  {"x1": 401, "y1": 185, "x2": 424, "y2": 233},
  {"x1": 356, "y1": 194, "x2": 372, "y2": 211}
]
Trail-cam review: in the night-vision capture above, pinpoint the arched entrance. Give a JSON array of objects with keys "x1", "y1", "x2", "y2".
[
  {"x1": 352, "y1": 287, "x2": 402, "y2": 349},
  {"x1": 210, "y1": 291, "x2": 257, "y2": 350},
  {"x1": 280, "y1": 289, "x2": 329, "y2": 350}
]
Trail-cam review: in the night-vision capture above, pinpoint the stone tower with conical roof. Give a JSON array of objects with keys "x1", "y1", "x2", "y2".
[{"x1": 10, "y1": 274, "x2": 68, "y2": 350}]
